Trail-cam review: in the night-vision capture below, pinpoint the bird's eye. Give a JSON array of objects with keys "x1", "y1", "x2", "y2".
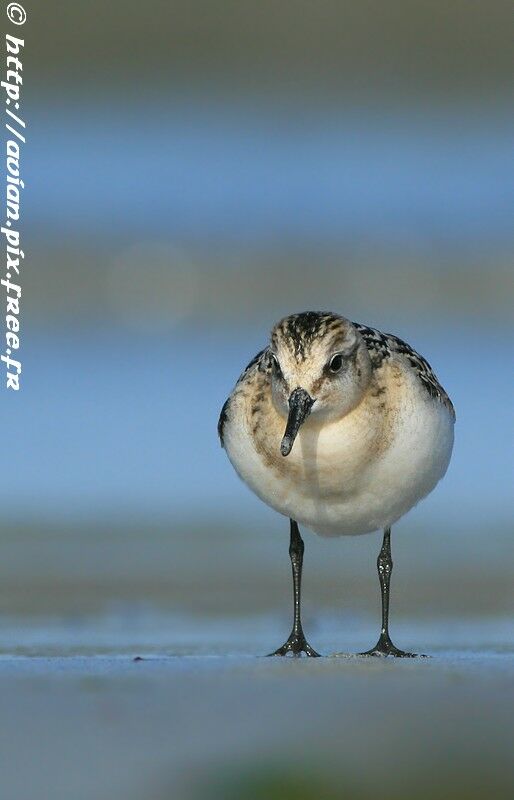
[
  {"x1": 270, "y1": 353, "x2": 280, "y2": 371},
  {"x1": 329, "y1": 354, "x2": 343, "y2": 374}
]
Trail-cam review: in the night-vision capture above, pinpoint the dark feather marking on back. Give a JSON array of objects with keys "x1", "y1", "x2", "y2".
[
  {"x1": 217, "y1": 397, "x2": 230, "y2": 447},
  {"x1": 217, "y1": 348, "x2": 270, "y2": 446},
  {"x1": 353, "y1": 321, "x2": 455, "y2": 419},
  {"x1": 239, "y1": 348, "x2": 268, "y2": 379}
]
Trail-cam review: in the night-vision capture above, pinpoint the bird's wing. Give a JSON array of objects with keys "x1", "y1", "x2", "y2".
[
  {"x1": 217, "y1": 348, "x2": 269, "y2": 446},
  {"x1": 353, "y1": 321, "x2": 455, "y2": 419}
]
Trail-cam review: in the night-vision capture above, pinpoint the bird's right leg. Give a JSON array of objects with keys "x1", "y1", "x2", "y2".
[
  {"x1": 359, "y1": 527, "x2": 424, "y2": 657},
  {"x1": 268, "y1": 519, "x2": 320, "y2": 657}
]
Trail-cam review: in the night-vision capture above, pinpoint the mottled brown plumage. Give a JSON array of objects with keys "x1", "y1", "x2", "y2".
[
  {"x1": 219, "y1": 312, "x2": 454, "y2": 446},
  {"x1": 218, "y1": 311, "x2": 455, "y2": 657}
]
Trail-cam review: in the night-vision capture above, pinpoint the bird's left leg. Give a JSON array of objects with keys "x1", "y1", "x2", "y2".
[
  {"x1": 268, "y1": 519, "x2": 320, "y2": 657},
  {"x1": 360, "y1": 527, "x2": 425, "y2": 658}
]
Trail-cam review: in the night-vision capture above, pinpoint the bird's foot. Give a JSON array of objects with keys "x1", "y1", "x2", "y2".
[
  {"x1": 358, "y1": 634, "x2": 426, "y2": 658},
  {"x1": 267, "y1": 630, "x2": 320, "y2": 657}
]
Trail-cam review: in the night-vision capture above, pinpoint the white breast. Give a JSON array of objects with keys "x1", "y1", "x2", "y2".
[{"x1": 223, "y1": 375, "x2": 454, "y2": 538}]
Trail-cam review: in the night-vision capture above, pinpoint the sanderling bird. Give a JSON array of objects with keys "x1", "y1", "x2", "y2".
[{"x1": 218, "y1": 311, "x2": 455, "y2": 657}]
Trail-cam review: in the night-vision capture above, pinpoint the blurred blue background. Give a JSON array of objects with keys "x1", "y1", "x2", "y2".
[
  {"x1": 1, "y1": 5, "x2": 514, "y2": 800},
  {"x1": 2, "y1": 0, "x2": 513, "y2": 617}
]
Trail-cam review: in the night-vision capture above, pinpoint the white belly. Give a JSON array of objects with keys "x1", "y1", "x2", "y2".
[{"x1": 224, "y1": 391, "x2": 454, "y2": 537}]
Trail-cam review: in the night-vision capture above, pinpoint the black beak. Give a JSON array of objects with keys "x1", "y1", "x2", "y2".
[{"x1": 280, "y1": 388, "x2": 314, "y2": 457}]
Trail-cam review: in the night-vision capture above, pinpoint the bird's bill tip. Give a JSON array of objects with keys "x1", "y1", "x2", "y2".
[
  {"x1": 280, "y1": 388, "x2": 314, "y2": 457},
  {"x1": 280, "y1": 436, "x2": 293, "y2": 457}
]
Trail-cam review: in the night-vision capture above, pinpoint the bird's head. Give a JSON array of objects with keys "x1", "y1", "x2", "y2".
[{"x1": 268, "y1": 311, "x2": 372, "y2": 456}]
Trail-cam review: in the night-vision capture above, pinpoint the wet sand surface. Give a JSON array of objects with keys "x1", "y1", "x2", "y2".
[
  {"x1": 0, "y1": 520, "x2": 512, "y2": 799},
  {"x1": 1, "y1": 615, "x2": 513, "y2": 800}
]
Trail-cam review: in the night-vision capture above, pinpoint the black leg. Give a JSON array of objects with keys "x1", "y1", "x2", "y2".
[
  {"x1": 360, "y1": 527, "x2": 424, "y2": 658},
  {"x1": 268, "y1": 519, "x2": 320, "y2": 657}
]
